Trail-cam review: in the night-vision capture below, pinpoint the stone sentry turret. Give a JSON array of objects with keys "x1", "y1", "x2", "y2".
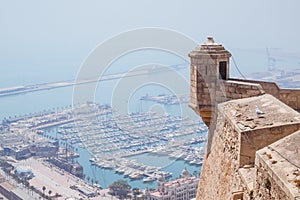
[
  {"x1": 189, "y1": 37, "x2": 300, "y2": 127},
  {"x1": 189, "y1": 38, "x2": 300, "y2": 199},
  {"x1": 189, "y1": 37, "x2": 231, "y2": 127}
]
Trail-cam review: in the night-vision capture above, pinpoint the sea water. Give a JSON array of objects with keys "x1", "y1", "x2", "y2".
[{"x1": 0, "y1": 68, "x2": 205, "y2": 190}]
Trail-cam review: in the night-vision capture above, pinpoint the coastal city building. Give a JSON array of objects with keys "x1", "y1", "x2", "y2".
[
  {"x1": 3, "y1": 141, "x2": 58, "y2": 160},
  {"x1": 145, "y1": 167, "x2": 199, "y2": 200},
  {"x1": 48, "y1": 158, "x2": 83, "y2": 178}
]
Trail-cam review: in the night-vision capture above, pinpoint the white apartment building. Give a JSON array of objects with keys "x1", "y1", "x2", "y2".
[{"x1": 145, "y1": 167, "x2": 199, "y2": 200}]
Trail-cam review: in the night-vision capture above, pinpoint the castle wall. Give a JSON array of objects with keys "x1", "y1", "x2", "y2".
[
  {"x1": 229, "y1": 78, "x2": 280, "y2": 97},
  {"x1": 197, "y1": 107, "x2": 242, "y2": 199},
  {"x1": 238, "y1": 168, "x2": 255, "y2": 200},
  {"x1": 239, "y1": 123, "x2": 300, "y2": 167},
  {"x1": 190, "y1": 38, "x2": 300, "y2": 200},
  {"x1": 197, "y1": 94, "x2": 300, "y2": 200},
  {"x1": 255, "y1": 157, "x2": 290, "y2": 200},
  {"x1": 231, "y1": 78, "x2": 300, "y2": 111},
  {"x1": 279, "y1": 88, "x2": 300, "y2": 110},
  {"x1": 222, "y1": 80, "x2": 265, "y2": 101},
  {"x1": 254, "y1": 130, "x2": 300, "y2": 199},
  {"x1": 191, "y1": 77, "x2": 300, "y2": 127}
]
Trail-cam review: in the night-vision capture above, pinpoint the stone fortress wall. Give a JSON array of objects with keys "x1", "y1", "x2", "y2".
[
  {"x1": 190, "y1": 60, "x2": 300, "y2": 126},
  {"x1": 229, "y1": 78, "x2": 300, "y2": 111},
  {"x1": 189, "y1": 38, "x2": 300, "y2": 200}
]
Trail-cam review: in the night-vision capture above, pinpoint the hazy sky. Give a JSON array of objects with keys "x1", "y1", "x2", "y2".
[{"x1": 1, "y1": 0, "x2": 300, "y2": 85}]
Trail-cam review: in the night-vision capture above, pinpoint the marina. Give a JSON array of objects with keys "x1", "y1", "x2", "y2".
[
  {"x1": 140, "y1": 93, "x2": 189, "y2": 105},
  {"x1": 52, "y1": 103, "x2": 206, "y2": 184},
  {"x1": 1, "y1": 100, "x2": 207, "y2": 189}
]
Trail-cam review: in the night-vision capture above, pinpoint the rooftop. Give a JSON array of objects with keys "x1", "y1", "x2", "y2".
[
  {"x1": 150, "y1": 176, "x2": 199, "y2": 197},
  {"x1": 164, "y1": 176, "x2": 199, "y2": 188},
  {"x1": 189, "y1": 37, "x2": 231, "y2": 57}
]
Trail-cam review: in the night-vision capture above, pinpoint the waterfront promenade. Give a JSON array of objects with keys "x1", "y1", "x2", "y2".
[{"x1": 17, "y1": 157, "x2": 117, "y2": 199}]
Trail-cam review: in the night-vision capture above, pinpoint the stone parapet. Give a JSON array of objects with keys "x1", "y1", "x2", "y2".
[
  {"x1": 219, "y1": 94, "x2": 300, "y2": 167},
  {"x1": 196, "y1": 94, "x2": 300, "y2": 200},
  {"x1": 231, "y1": 78, "x2": 300, "y2": 111},
  {"x1": 191, "y1": 38, "x2": 300, "y2": 200},
  {"x1": 255, "y1": 130, "x2": 300, "y2": 199},
  {"x1": 191, "y1": 76, "x2": 300, "y2": 128},
  {"x1": 239, "y1": 167, "x2": 255, "y2": 200}
]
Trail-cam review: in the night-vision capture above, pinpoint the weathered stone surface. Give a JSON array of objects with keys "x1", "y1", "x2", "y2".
[
  {"x1": 196, "y1": 111, "x2": 241, "y2": 199},
  {"x1": 239, "y1": 167, "x2": 255, "y2": 200},
  {"x1": 189, "y1": 38, "x2": 300, "y2": 200},
  {"x1": 189, "y1": 37, "x2": 231, "y2": 127},
  {"x1": 255, "y1": 130, "x2": 300, "y2": 199},
  {"x1": 219, "y1": 94, "x2": 300, "y2": 168},
  {"x1": 196, "y1": 95, "x2": 300, "y2": 200}
]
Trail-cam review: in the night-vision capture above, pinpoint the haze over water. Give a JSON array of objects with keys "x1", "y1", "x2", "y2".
[
  {"x1": 1, "y1": 0, "x2": 300, "y2": 192},
  {"x1": 1, "y1": 1, "x2": 300, "y2": 88}
]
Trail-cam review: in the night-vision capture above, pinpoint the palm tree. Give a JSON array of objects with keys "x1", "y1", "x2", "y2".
[
  {"x1": 193, "y1": 170, "x2": 198, "y2": 177},
  {"x1": 55, "y1": 193, "x2": 59, "y2": 199},
  {"x1": 30, "y1": 185, "x2": 34, "y2": 195},
  {"x1": 24, "y1": 180, "x2": 30, "y2": 189},
  {"x1": 42, "y1": 186, "x2": 46, "y2": 196}
]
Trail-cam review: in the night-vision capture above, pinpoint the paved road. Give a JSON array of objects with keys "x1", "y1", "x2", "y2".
[{"x1": 15, "y1": 158, "x2": 118, "y2": 199}]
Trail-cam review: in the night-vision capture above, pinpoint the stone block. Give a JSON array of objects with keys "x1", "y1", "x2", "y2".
[
  {"x1": 190, "y1": 72, "x2": 196, "y2": 80},
  {"x1": 216, "y1": 91, "x2": 226, "y2": 98},
  {"x1": 236, "y1": 87, "x2": 247, "y2": 94},
  {"x1": 190, "y1": 92, "x2": 197, "y2": 99},
  {"x1": 290, "y1": 96, "x2": 297, "y2": 102},
  {"x1": 190, "y1": 86, "x2": 197, "y2": 93},
  {"x1": 230, "y1": 93, "x2": 242, "y2": 99},
  {"x1": 241, "y1": 93, "x2": 251, "y2": 98},
  {"x1": 229, "y1": 86, "x2": 236, "y2": 93},
  {"x1": 239, "y1": 84, "x2": 252, "y2": 89},
  {"x1": 202, "y1": 94, "x2": 211, "y2": 100},
  {"x1": 190, "y1": 81, "x2": 197, "y2": 88},
  {"x1": 246, "y1": 90, "x2": 260, "y2": 96},
  {"x1": 197, "y1": 94, "x2": 203, "y2": 100},
  {"x1": 232, "y1": 191, "x2": 244, "y2": 200},
  {"x1": 203, "y1": 88, "x2": 210, "y2": 94}
]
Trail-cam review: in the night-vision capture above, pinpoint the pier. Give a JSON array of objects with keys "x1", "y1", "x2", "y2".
[
  {"x1": 140, "y1": 93, "x2": 189, "y2": 105},
  {"x1": 0, "y1": 64, "x2": 186, "y2": 98}
]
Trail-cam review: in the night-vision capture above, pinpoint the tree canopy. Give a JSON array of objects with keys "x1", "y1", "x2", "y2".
[{"x1": 108, "y1": 180, "x2": 131, "y2": 199}]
